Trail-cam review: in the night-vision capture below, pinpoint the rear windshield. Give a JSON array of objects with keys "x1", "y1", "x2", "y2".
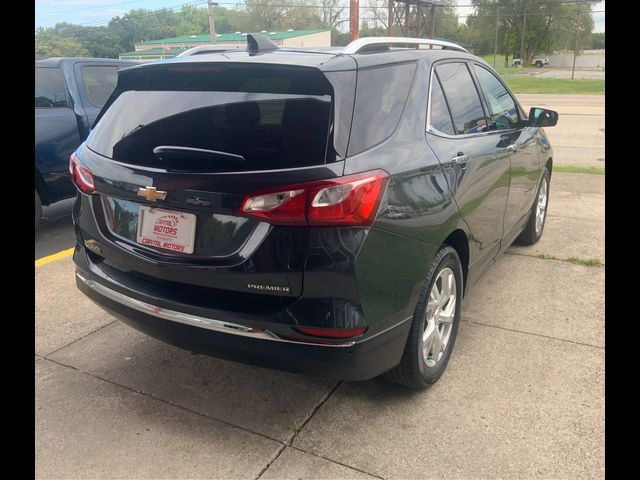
[{"x1": 87, "y1": 64, "x2": 334, "y2": 172}]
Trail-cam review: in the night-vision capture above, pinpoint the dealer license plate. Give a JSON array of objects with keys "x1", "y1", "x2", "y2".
[{"x1": 136, "y1": 206, "x2": 197, "y2": 254}]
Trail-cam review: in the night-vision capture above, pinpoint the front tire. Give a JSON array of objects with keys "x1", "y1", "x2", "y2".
[
  {"x1": 384, "y1": 246, "x2": 463, "y2": 390},
  {"x1": 35, "y1": 190, "x2": 42, "y2": 233},
  {"x1": 515, "y1": 167, "x2": 550, "y2": 245}
]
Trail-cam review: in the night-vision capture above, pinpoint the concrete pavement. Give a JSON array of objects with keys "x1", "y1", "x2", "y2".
[
  {"x1": 36, "y1": 93, "x2": 605, "y2": 479},
  {"x1": 518, "y1": 94, "x2": 605, "y2": 168}
]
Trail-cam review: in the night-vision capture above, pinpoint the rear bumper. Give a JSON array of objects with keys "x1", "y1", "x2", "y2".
[{"x1": 74, "y1": 252, "x2": 412, "y2": 381}]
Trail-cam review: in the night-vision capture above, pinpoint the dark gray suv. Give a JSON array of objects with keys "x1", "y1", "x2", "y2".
[{"x1": 71, "y1": 35, "x2": 558, "y2": 390}]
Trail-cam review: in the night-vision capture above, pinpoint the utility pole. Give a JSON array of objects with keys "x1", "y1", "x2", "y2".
[
  {"x1": 350, "y1": 0, "x2": 360, "y2": 41},
  {"x1": 493, "y1": 6, "x2": 500, "y2": 68},
  {"x1": 571, "y1": 9, "x2": 582, "y2": 80},
  {"x1": 430, "y1": 4, "x2": 436, "y2": 39},
  {"x1": 520, "y1": 3, "x2": 526, "y2": 65},
  {"x1": 207, "y1": 0, "x2": 217, "y2": 44},
  {"x1": 388, "y1": 1, "x2": 394, "y2": 36}
]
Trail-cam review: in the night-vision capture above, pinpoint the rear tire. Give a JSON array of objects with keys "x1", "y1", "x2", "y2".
[
  {"x1": 515, "y1": 167, "x2": 550, "y2": 246},
  {"x1": 384, "y1": 246, "x2": 462, "y2": 390},
  {"x1": 536, "y1": 61, "x2": 543, "y2": 67},
  {"x1": 35, "y1": 190, "x2": 42, "y2": 233}
]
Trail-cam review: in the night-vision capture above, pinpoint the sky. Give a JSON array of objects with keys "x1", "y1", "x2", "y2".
[{"x1": 35, "y1": 0, "x2": 605, "y2": 33}]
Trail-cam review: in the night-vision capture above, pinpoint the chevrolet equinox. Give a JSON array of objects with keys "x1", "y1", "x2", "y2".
[{"x1": 71, "y1": 35, "x2": 558, "y2": 390}]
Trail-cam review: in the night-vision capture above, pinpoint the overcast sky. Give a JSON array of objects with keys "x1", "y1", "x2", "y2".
[{"x1": 35, "y1": 0, "x2": 605, "y2": 33}]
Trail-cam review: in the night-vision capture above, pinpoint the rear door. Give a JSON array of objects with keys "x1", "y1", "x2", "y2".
[
  {"x1": 78, "y1": 63, "x2": 350, "y2": 302},
  {"x1": 35, "y1": 66, "x2": 81, "y2": 202},
  {"x1": 425, "y1": 61, "x2": 510, "y2": 284},
  {"x1": 73, "y1": 62, "x2": 125, "y2": 137}
]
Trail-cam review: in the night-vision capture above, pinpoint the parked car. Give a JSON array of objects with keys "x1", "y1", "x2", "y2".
[
  {"x1": 532, "y1": 57, "x2": 549, "y2": 67},
  {"x1": 71, "y1": 35, "x2": 558, "y2": 390},
  {"x1": 35, "y1": 57, "x2": 138, "y2": 231}
]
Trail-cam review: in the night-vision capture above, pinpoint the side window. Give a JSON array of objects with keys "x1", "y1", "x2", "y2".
[
  {"x1": 81, "y1": 66, "x2": 119, "y2": 108},
  {"x1": 348, "y1": 62, "x2": 417, "y2": 156},
  {"x1": 435, "y1": 62, "x2": 487, "y2": 135},
  {"x1": 35, "y1": 68, "x2": 68, "y2": 108},
  {"x1": 473, "y1": 65, "x2": 519, "y2": 130},
  {"x1": 428, "y1": 74, "x2": 455, "y2": 135}
]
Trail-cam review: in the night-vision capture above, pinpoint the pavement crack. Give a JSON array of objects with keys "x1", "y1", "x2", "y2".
[
  {"x1": 505, "y1": 251, "x2": 604, "y2": 266},
  {"x1": 547, "y1": 214, "x2": 603, "y2": 222},
  {"x1": 42, "y1": 320, "x2": 117, "y2": 358},
  {"x1": 285, "y1": 380, "x2": 342, "y2": 446},
  {"x1": 254, "y1": 443, "x2": 287, "y2": 480},
  {"x1": 288, "y1": 445, "x2": 385, "y2": 479},
  {"x1": 40, "y1": 357, "x2": 284, "y2": 445},
  {"x1": 462, "y1": 318, "x2": 604, "y2": 349}
]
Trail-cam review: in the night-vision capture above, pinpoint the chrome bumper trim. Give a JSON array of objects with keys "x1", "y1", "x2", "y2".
[{"x1": 75, "y1": 272, "x2": 355, "y2": 348}]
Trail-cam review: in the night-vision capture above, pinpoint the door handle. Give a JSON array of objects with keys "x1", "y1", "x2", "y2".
[
  {"x1": 450, "y1": 153, "x2": 470, "y2": 168},
  {"x1": 506, "y1": 144, "x2": 518, "y2": 153}
]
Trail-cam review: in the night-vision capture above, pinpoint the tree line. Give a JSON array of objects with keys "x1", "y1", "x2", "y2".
[{"x1": 35, "y1": 0, "x2": 603, "y2": 61}]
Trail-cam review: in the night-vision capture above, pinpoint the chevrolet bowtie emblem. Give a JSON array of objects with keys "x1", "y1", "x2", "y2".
[{"x1": 137, "y1": 186, "x2": 167, "y2": 202}]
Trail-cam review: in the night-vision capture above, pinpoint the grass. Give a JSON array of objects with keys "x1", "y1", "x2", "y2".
[
  {"x1": 503, "y1": 77, "x2": 604, "y2": 95},
  {"x1": 568, "y1": 257, "x2": 604, "y2": 267},
  {"x1": 533, "y1": 253, "x2": 603, "y2": 267},
  {"x1": 479, "y1": 54, "x2": 529, "y2": 75},
  {"x1": 553, "y1": 165, "x2": 605, "y2": 175}
]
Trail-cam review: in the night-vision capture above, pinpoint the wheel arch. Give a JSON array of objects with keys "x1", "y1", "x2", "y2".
[
  {"x1": 442, "y1": 229, "x2": 470, "y2": 297},
  {"x1": 34, "y1": 165, "x2": 49, "y2": 206},
  {"x1": 545, "y1": 156, "x2": 553, "y2": 179}
]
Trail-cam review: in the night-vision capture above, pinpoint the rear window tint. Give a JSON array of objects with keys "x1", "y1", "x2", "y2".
[
  {"x1": 87, "y1": 65, "x2": 335, "y2": 172},
  {"x1": 81, "y1": 65, "x2": 119, "y2": 107},
  {"x1": 348, "y1": 63, "x2": 417, "y2": 156},
  {"x1": 428, "y1": 74, "x2": 455, "y2": 135},
  {"x1": 87, "y1": 91, "x2": 331, "y2": 172},
  {"x1": 35, "y1": 68, "x2": 68, "y2": 108},
  {"x1": 435, "y1": 62, "x2": 487, "y2": 135}
]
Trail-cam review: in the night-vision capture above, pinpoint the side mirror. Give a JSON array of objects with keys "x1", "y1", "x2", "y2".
[{"x1": 529, "y1": 107, "x2": 558, "y2": 127}]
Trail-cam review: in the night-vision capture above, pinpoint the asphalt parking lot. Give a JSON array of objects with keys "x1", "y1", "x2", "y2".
[{"x1": 35, "y1": 93, "x2": 605, "y2": 479}]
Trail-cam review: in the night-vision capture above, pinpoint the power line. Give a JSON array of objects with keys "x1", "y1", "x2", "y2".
[
  {"x1": 74, "y1": 1, "x2": 208, "y2": 26},
  {"x1": 39, "y1": 0, "x2": 148, "y2": 16}
]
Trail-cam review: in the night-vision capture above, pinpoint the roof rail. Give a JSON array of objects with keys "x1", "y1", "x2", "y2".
[
  {"x1": 342, "y1": 37, "x2": 468, "y2": 55},
  {"x1": 176, "y1": 45, "x2": 243, "y2": 57}
]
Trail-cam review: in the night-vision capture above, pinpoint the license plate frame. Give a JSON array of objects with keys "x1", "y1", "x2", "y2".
[{"x1": 136, "y1": 206, "x2": 197, "y2": 254}]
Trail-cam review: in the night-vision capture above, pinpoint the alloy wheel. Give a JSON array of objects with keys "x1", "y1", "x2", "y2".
[
  {"x1": 535, "y1": 177, "x2": 548, "y2": 235},
  {"x1": 423, "y1": 267, "x2": 457, "y2": 368}
]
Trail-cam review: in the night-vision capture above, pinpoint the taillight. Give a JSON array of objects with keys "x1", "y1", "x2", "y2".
[
  {"x1": 293, "y1": 326, "x2": 367, "y2": 338},
  {"x1": 69, "y1": 153, "x2": 96, "y2": 194},
  {"x1": 239, "y1": 170, "x2": 389, "y2": 227}
]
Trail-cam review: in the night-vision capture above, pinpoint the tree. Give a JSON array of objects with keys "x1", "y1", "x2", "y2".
[
  {"x1": 466, "y1": 0, "x2": 593, "y2": 62},
  {"x1": 331, "y1": 30, "x2": 350, "y2": 46},
  {"x1": 243, "y1": 0, "x2": 321, "y2": 32},
  {"x1": 591, "y1": 32, "x2": 604, "y2": 50},
  {"x1": 549, "y1": 3, "x2": 594, "y2": 53},
  {"x1": 320, "y1": 0, "x2": 347, "y2": 31},
  {"x1": 35, "y1": 28, "x2": 90, "y2": 57}
]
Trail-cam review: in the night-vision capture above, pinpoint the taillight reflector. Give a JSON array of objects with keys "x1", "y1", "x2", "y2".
[
  {"x1": 293, "y1": 326, "x2": 367, "y2": 338},
  {"x1": 238, "y1": 170, "x2": 389, "y2": 227},
  {"x1": 69, "y1": 153, "x2": 96, "y2": 194}
]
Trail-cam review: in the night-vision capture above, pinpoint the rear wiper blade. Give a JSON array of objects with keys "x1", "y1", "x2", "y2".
[{"x1": 153, "y1": 146, "x2": 245, "y2": 162}]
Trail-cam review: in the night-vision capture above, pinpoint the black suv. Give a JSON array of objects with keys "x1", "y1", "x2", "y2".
[{"x1": 72, "y1": 35, "x2": 557, "y2": 390}]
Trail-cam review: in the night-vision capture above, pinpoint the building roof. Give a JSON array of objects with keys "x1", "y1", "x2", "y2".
[
  {"x1": 137, "y1": 29, "x2": 329, "y2": 45},
  {"x1": 120, "y1": 47, "x2": 194, "y2": 58}
]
